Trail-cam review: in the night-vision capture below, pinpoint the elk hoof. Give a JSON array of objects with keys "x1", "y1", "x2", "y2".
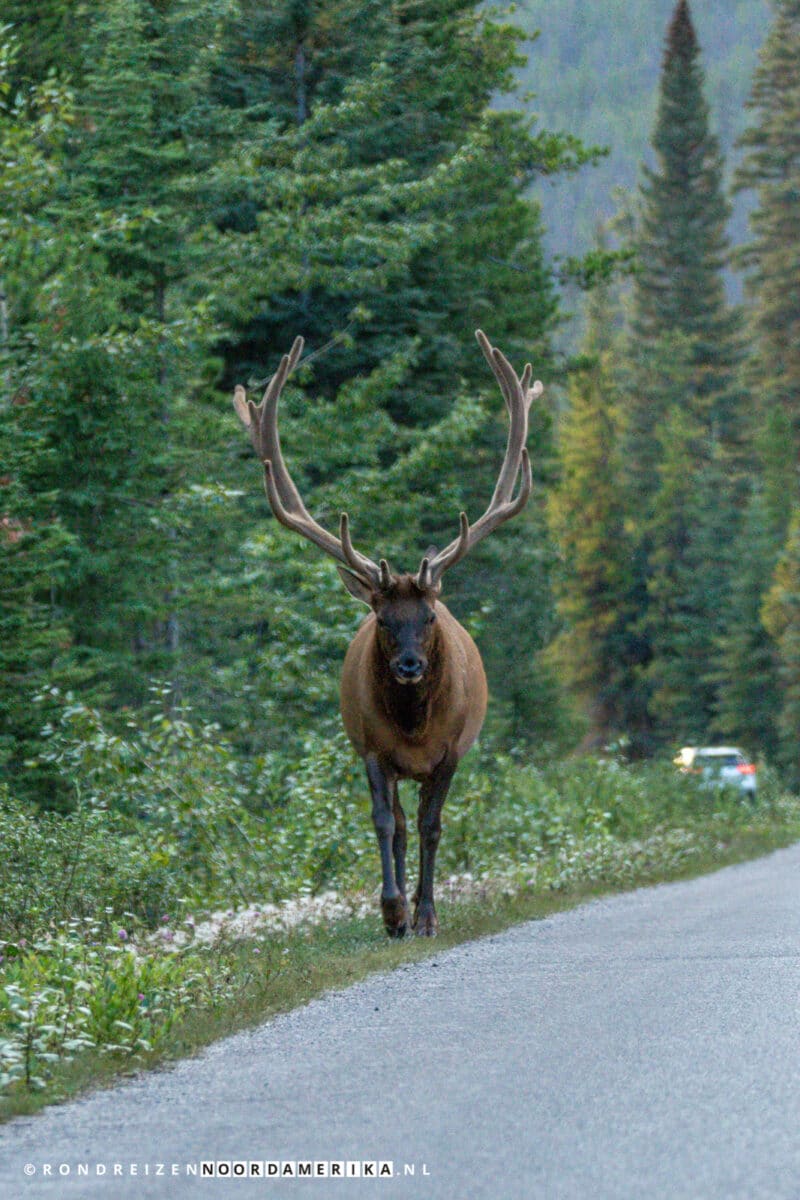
[
  {"x1": 381, "y1": 895, "x2": 408, "y2": 939},
  {"x1": 412, "y1": 902, "x2": 438, "y2": 937}
]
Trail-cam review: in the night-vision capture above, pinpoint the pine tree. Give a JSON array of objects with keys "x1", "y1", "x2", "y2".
[
  {"x1": 734, "y1": 0, "x2": 800, "y2": 453},
  {"x1": 625, "y1": 0, "x2": 744, "y2": 496},
  {"x1": 616, "y1": 0, "x2": 746, "y2": 749},
  {"x1": 215, "y1": 0, "x2": 568, "y2": 416}
]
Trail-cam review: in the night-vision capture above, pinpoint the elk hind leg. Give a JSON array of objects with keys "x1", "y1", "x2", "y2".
[
  {"x1": 412, "y1": 757, "x2": 457, "y2": 937},
  {"x1": 392, "y1": 788, "x2": 408, "y2": 903}
]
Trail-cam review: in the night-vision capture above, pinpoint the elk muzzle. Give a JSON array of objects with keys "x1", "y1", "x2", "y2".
[{"x1": 391, "y1": 649, "x2": 427, "y2": 685}]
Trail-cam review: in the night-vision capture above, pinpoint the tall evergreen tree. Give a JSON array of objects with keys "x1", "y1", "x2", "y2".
[
  {"x1": 715, "y1": 0, "x2": 800, "y2": 760},
  {"x1": 616, "y1": 0, "x2": 745, "y2": 749},
  {"x1": 734, "y1": 0, "x2": 800, "y2": 454},
  {"x1": 215, "y1": 0, "x2": 573, "y2": 415},
  {"x1": 625, "y1": 0, "x2": 744, "y2": 494},
  {"x1": 3, "y1": 1, "x2": 241, "y2": 711}
]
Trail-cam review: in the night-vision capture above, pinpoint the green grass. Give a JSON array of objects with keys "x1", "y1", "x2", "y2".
[{"x1": 2, "y1": 818, "x2": 797, "y2": 1124}]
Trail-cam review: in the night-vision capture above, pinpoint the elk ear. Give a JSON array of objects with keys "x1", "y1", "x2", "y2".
[{"x1": 336, "y1": 566, "x2": 374, "y2": 605}]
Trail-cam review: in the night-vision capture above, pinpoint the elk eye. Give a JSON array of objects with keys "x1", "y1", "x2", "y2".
[{"x1": 427, "y1": 611, "x2": 437, "y2": 625}]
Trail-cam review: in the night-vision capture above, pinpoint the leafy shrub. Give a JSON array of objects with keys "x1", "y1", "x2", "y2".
[
  {"x1": 0, "y1": 788, "x2": 178, "y2": 939},
  {"x1": 0, "y1": 916, "x2": 241, "y2": 1093}
]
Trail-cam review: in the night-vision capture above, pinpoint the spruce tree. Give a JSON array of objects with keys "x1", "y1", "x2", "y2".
[
  {"x1": 215, "y1": 0, "x2": 568, "y2": 416},
  {"x1": 4, "y1": 1, "x2": 241, "y2": 710},
  {"x1": 617, "y1": 0, "x2": 745, "y2": 749},
  {"x1": 734, "y1": 0, "x2": 800, "y2": 453},
  {"x1": 625, "y1": 0, "x2": 744, "y2": 493}
]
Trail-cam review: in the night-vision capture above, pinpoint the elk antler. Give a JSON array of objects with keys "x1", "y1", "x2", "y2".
[
  {"x1": 233, "y1": 337, "x2": 389, "y2": 591},
  {"x1": 418, "y1": 330, "x2": 542, "y2": 590}
]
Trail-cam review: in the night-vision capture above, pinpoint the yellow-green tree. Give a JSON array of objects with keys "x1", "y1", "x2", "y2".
[{"x1": 763, "y1": 508, "x2": 800, "y2": 782}]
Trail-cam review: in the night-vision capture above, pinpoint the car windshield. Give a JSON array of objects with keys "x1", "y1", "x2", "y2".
[{"x1": 696, "y1": 754, "x2": 740, "y2": 769}]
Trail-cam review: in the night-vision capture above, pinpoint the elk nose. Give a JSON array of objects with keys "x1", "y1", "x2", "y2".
[{"x1": 396, "y1": 653, "x2": 424, "y2": 680}]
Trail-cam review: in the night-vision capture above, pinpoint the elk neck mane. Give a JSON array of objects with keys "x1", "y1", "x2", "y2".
[{"x1": 369, "y1": 574, "x2": 446, "y2": 741}]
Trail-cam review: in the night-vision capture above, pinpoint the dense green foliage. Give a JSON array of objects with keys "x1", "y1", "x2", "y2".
[
  {"x1": 552, "y1": 2, "x2": 758, "y2": 754},
  {"x1": 1, "y1": 0, "x2": 586, "y2": 791},
  {"x1": 0, "y1": 0, "x2": 796, "y2": 777},
  {"x1": 0, "y1": 0, "x2": 796, "y2": 776},
  {"x1": 547, "y1": 286, "x2": 633, "y2": 747}
]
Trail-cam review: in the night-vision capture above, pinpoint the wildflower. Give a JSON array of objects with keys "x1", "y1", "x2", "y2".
[{"x1": 118, "y1": 929, "x2": 128, "y2": 941}]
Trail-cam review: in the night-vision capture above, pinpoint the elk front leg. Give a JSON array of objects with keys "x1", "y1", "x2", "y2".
[
  {"x1": 412, "y1": 757, "x2": 457, "y2": 937},
  {"x1": 366, "y1": 756, "x2": 408, "y2": 937}
]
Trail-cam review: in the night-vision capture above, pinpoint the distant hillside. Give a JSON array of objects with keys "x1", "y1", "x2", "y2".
[{"x1": 507, "y1": 0, "x2": 771, "y2": 263}]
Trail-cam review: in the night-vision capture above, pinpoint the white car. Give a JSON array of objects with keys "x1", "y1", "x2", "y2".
[{"x1": 674, "y1": 746, "x2": 757, "y2": 800}]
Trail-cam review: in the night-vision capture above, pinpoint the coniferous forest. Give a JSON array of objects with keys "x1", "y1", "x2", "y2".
[
  {"x1": 3, "y1": 0, "x2": 798, "y2": 784},
  {"x1": 2, "y1": 0, "x2": 800, "y2": 1102}
]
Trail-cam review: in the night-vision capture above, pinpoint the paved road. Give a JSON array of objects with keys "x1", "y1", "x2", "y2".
[{"x1": 3, "y1": 845, "x2": 800, "y2": 1200}]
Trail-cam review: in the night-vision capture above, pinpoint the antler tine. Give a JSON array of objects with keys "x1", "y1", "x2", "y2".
[
  {"x1": 340, "y1": 513, "x2": 392, "y2": 583},
  {"x1": 235, "y1": 339, "x2": 385, "y2": 591},
  {"x1": 476, "y1": 329, "x2": 513, "y2": 414},
  {"x1": 257, "y1": 337, "x2": 310, "y2": 515},
  {"x1": 233, "y1": 337, "x2": 306, "y2": 513},
  {"x1": 233, "y1": 385, "x2": 251, "y2": 428},
  {"x1": 422, "y1": 333, "x2": 541, "y2": 588},
  {"x1": 420, "y1": 511, "x2": 470, "y2": 585}
]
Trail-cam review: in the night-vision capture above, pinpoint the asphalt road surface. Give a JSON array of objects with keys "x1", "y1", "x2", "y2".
[{"x1": 3, "y1": 844, "x2": 800, "y2": 1200}]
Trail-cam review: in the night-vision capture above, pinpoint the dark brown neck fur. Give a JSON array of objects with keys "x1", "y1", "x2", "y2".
[{"x1": 373, "y1": 625, "x2": 444, "y2": 740}]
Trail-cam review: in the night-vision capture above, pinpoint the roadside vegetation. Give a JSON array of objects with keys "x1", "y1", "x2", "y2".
[{"x1": 3, "y1": 693, "x2": 799, "y2": 1118}]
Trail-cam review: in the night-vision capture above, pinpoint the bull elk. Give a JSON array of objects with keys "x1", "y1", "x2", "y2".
[{"x1": 234, "y1": 332, "x2": 542, "y2": 937}]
